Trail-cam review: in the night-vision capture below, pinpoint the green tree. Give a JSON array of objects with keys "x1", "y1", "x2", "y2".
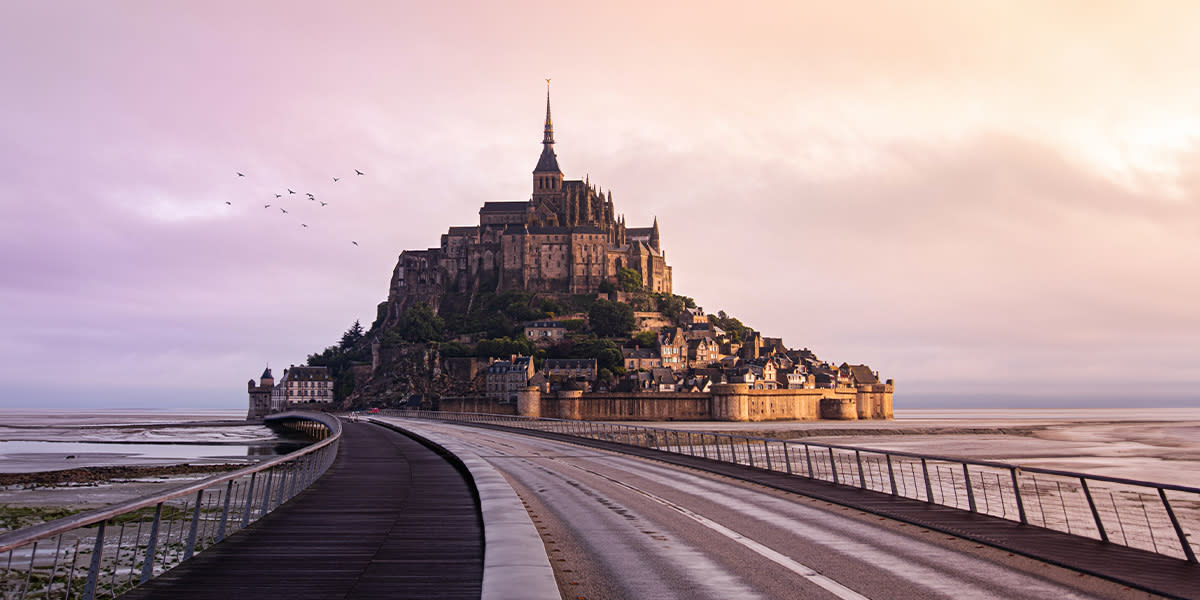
[
  {"x1": 340, "y1": 320, "x2": 365, "y2": 349},
  {"x1": 709, "y1": 310, "x2": 748, "y2": 344},
  {"x1": 397, "y1": 303, "x2": 444, "y2": 342},
  {"x1": 633, "y1": 330, "x2": 658, "y2": 348},
  {"x1": 617, "y1": 267, "x2": 643, "y2": 292},
  {"x1": 589, "y1": 299, "x2": 635, "y2": 338}
]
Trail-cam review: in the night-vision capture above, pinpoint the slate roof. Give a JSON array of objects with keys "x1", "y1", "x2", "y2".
[
  {"x1": 544, "y1": 358, "x2": 596, "y2": 370},
  {"x1": 621, "y1": 348, "x2": 660, "y2": 359},
  {"x1": 480, "y1": 201, "x2": 529, "y2": 213},
  {"x1": 288, "y1": 366, "x2": 331, "y2": 381},
  {"x1": 626, "y1": 227, "x2": 654, "y2": 238},
  {"x1": 446, "y1": 226, "x2": 479, "y2": 236},
  {"x1": 525, "y1": 321, "x2": 566, "y2": 329},
  {"x1": 535, "y1": 146, "x2": 561, "y2": 173}
]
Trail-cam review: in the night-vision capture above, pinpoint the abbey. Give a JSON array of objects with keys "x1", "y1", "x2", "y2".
[{"x1": 386, "y1": 89, "x2": 672, "y2": 315}]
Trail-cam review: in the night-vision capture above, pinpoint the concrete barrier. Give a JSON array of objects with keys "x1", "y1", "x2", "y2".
[{"x1": 370, "y1": 417, "x2": 559, "y2": 600}]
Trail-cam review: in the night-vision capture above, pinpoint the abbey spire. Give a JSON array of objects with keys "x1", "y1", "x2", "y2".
[{"x1": 533, "y1": 80, "x2": 563, "y2": 198}]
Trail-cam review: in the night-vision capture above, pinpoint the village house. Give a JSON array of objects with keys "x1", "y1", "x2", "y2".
[
  {"x1": 543, "y1": 358, "x2": 597, "y2": 381},
  {"x1": 524, "y1": 321, "x2": 567, "y2": 344},
  {"x1": 840, "y1": 363, "x2": 881, "y2": 386},
  {"x1": 622, "y1": 346, "x2": 663, "y2": 371},
  {"x1": 275, "y1": 365, "x2": 334, "y2": 407},
  {"x1": 658, "y1": 327, "x2": 688, "y2": 371},
  {"x1": 687, "y1": 337, "x2": 720, "y2": 368},
  {"x1": 486, "y1": 356, "x2": 534, "y2": 402}
]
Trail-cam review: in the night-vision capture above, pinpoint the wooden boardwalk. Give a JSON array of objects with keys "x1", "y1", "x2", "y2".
[
  {"x1": 470, "y1": 422, "x2": 1200, "y2": 600},
  {"x1": 122, "y1": 421, "x2": 483, "y2": 600}
]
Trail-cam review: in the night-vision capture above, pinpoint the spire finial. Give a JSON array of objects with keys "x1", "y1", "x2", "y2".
[{"x1": 543, "y1": 78, "x2": 554, "y2": 144}]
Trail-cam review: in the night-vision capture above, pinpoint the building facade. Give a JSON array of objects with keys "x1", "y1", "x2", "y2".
[{"x1": 275, "y1": 365, "x2": 334, "y2": 406}]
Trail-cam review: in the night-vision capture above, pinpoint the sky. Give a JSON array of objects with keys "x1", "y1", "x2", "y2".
[{"x1": 2, "y1": 1, "x2": 1198, "y2": 409}]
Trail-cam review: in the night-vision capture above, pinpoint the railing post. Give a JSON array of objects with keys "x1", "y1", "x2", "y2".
[
  {"x1": 688, "y1": 432, "x2": 695, "y2": 456},
  {"x1": 217, "y1": 480, "x2": 233, "y2": 542},
  {"x1": 1158, "y1": 488, "x2": 1198, "y2": 563},
  {"x1": 241, "y1": 472, "x2": 257, "y2": 528},
  {"x1": 183, "y1": 489, "x2": 203, "y2": 560},
  {"x1": 81, "y1": 521, "x2": 106, "y2": 600},
  {"x1": 886, "y1": 454, "x2": 897, "y2": 496},
  {"x1": 714, "y1": 434, "x2": 722, "y2": 461},
  {"x1": 963, "y1": 464, "x2": 977, "y2": 512},
  {"x1": 921, "y1": 458, "x2": 934, "y2": 502},
  {"x1": 1011, "y1": 467, "x2": 1028, "y2": 525},
  {"x1": 140, "y1": 503, "x2": 164, "y2": 583},
  {"x1": 746, "y1": 438, "x2": 756, "y2": 467},
  {"x1": 259, "y1": 469, "x2": 276, "y2": 517},
  {"x1": 829, "y1": 448, "x2": 839, "y2": 484},
  {"x1": 763, "y1": 440, "x2": 772, "y2": 471},
  {"x1": 805, "y1": 444, "x2": 815, "y2": 479},
  {"x1": 1080, "y1": 478, "x2": 1107, "y2": 542},
  {"x1": 784, "y1": 441, "x2": 793, "y2": 475},
  {"x1": 855, "y1": 451, "x2": 866, "y2": 488}
]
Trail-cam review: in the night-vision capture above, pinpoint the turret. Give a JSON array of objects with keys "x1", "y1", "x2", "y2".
[{"x1": 650, "y1": 216, "x2": 661, "y2": 252}]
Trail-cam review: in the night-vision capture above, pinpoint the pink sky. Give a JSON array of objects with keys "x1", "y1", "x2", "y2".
[{"x1": 2, "y1": 1, "x2": 1197, "y2": 408}]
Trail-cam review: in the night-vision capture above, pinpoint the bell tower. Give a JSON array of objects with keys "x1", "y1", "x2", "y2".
[{"x1": 532, "y1": 79, "x2": 563, "y2": 202}]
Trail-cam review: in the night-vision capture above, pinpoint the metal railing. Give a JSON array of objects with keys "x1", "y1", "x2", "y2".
[
  {"x1": 0, "y1": 411, "x2": 341, "y2": 600},
  {"x1": 381, "y1": 410, "x2": 1199, "y2": 564}
]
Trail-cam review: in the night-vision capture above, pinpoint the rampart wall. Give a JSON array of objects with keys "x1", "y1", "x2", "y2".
[{"x1": 432, "y1": 383, "x2": 893, "y2": 422}]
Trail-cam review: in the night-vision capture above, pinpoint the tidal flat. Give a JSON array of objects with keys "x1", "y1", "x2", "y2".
[{"x1": 0, "y1": 410, "x2": 297, "y2": 532}]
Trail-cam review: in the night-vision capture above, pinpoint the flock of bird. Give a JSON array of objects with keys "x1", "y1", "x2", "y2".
[{"x1": 228, "y1": 169, "x2": 366, "y2": 247}]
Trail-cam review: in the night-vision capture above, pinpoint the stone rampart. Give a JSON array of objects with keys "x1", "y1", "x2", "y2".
[{"x1": 433, "y1": 383, "x2": 892, "y2": 422}]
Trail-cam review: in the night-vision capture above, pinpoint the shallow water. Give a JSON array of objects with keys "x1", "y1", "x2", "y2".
[{"x1": 0, "y1": 409, "x2": 295, "y2": 473}]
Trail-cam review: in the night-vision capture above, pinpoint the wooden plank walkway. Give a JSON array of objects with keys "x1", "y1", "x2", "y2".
[
  {"x1": 122, "y1": 421, "x2": 483, "y2": 600},
  {"x1": 467, "y1": 421, "x2": 1200, "y2": 600}
]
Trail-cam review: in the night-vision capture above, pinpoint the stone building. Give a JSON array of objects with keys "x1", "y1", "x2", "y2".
[
  {"x1": 246, "y1": 367, "x2": 274, "y2": 420},
  {"x1": 275, "y1": 365, "x2": 334, "y2": 406},
  {"x1": 384, "y1": 87, "x2": 672, "y2": 323},
  {"x1": 486, "y1": 356, "x2": 534, "y2": 402}
]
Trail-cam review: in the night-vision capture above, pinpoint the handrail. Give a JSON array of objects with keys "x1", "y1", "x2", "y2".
[
  {"x1": 382, "y1": 409, "x2": 1200, "y2": 564},
  {"x1": 0, "y1": 410, "x2": 341, "y2": 599}
]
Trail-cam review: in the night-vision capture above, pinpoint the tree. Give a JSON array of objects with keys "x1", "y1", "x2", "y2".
[
  {"x1": 709, "y1": 310, "x2": 748, "y2": 344},
  {"x1": 617, "y1": 267, "x2": 643, "y2": 292},
  {"x1": 397, "y1": 303, "x2": 444, "y2": 343},
  {"x1": 588, "y1": 299, "x2": 635, "y2": 338},
  {"x1": 633, "y1": 330, "x2": 658, "y2": 348},
  {"x1": 340, "y1": 320, "x2": 365, "y2": 350}
]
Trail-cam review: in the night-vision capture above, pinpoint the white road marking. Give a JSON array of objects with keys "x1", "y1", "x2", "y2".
[{"x1": 570, "y1": 462, "x2": 872, "y2": 600}]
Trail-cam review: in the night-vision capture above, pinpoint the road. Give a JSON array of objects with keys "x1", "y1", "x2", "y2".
[{"x1": 388, "y1": 419, "x2": 1167, "y2": 600}]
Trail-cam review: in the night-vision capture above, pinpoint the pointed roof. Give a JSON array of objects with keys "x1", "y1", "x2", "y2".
[
  {"x1": 261, "y1": 366, "x2": 273, "y2": 380},
  {"x1": 534, "y1": 81, "x2": 561, "y2": 174}
]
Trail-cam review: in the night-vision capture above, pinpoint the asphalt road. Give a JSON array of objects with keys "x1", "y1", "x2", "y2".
[{"x1": 394, "y1": 420, "x2": 1166, "y2": 600}]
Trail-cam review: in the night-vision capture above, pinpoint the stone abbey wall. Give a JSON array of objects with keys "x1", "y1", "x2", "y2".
[{"x1": 437, "y1": 383, "x2": 893, "y2": 422}]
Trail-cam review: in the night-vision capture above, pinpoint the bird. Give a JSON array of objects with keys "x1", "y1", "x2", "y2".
[
  {"x1": 236, "y1": 172, "x2": 244, "y2": 177},
  {"x1": 332, "y1": 177, "x2": 340, "y2": 182},
  {"x1": 306, "y1": 192, "x2": 313, "y2": 197},
  {"x1": 301, "y1": 223, "x2": 308, "y2": 228},
  {"x1": 275, "y1": 194, "x2": 282, "y2": 198},
  {"x1": 280, "y1": 208, "x2": 288, "y2": 214},
  {"x1": 287, "y1": 189, "x2": 295, "y2": 194},
  {"x1": 351, "y1": 241, "x2": 358, "y2": 246},
  {"x1": 264, "y1": 204, "x2": 271, "y2": 208},
  {"x1": 355, "y1": 169, "x2": 364, "y2": 176},
  {"x1": 320, "y1": 201, "x2": 328, "y2": 206},
  {"x1": 225, "y1": 201, "x2": 232, "y2": 205}
]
